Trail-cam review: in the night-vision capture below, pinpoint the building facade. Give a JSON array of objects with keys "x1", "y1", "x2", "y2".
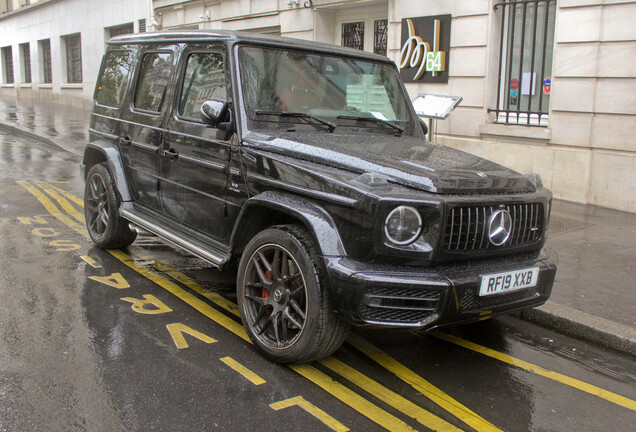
[
  {"x1": 0, "y1": 0, "x2": 150, "y2": 107},
  {"x1": 1, "y1": 0, "x2": 635, "y2": 213}
]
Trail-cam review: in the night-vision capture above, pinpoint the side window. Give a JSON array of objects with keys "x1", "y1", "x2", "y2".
[
  {"x1": 179, "y1": 52, "x2": 226, "y2": 121},
  {"x1": 134, "y1": 52, "x2": 173, "y2": 113},
  {"x1": 95, "y1": 50, "x2": 133, "y2": 108}
]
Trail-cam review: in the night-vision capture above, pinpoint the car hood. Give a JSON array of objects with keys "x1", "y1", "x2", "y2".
[{"x1": 243, "y1": 132, "x2": 535, "y2": 194}]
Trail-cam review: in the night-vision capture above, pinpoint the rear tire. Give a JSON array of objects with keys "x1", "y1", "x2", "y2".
[
  {"x1": 84, "y1": 163, "x2": 136, "y2": 249},
  {"x1": 237, "y1": 225, "x2": 349, "y2": 363}
]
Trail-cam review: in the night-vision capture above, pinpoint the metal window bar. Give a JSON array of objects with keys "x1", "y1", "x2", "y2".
[
  {"x1": 342, "y1": 22, "x2": 364, "y2": 51},
  {"x1": 374, "y1": 19, "x2": 388, "y2": 56},
  {"x1": 21, "y1": 43, "x2": 31, "y2": 83},
  {"x1": 3, "y1": 47, "x2": 14, "y2": 84},
  {"x1": 489, "y1": 0, "x2": 556, "y2": 127},
  {"x1": 65, "y1": 34, "x2": 82, "y2": 83},
  {"x1": 42, "y1": 40, "x2": 52, "y2": 83}
]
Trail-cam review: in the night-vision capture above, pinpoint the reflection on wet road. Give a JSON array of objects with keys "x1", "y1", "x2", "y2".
[{"x1": 1, "y1": 130, "x2": 635, "y2": 431}]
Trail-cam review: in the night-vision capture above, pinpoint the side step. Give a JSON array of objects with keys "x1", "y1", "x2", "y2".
[{"x1": 122, "y1": 209, "x2": 230, "y2": 267}]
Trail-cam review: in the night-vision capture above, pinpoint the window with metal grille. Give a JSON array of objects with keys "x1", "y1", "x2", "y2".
[
  {"x1": 374, "y1": 19, "x2": 388, "y2": 56},
  {"x1": 2, "y1": 46, "x2": 14, "y2": 84},
  {"x1": 20, "y1": 43, "x2": 31, "y2": 83},
  {"x1": 342, "y1": 22, "x2": 364, "y2": 51},
  {"x1": 108, "y1": 23, "x2": 134, "y2": 38},
  {"x1": 64, "y1": 34, "x2": 82, "y2": 83},
  {"x1": 490, "y1": 0, "x2": 556, "y2": 127},
  {"x1": 139, "y1": 19, "x2": 146, "y2": 33},
  {"x1": 40, "y1": 39, "x2": 52, "y2": 83}
]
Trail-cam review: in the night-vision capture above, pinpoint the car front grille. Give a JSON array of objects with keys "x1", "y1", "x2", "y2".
[
  {"x1": 444, "y1": 203, "x2": 544, "y2": 252},
  {"x1": 359, "y1": 287, "x2": 441, "y2": 325}
]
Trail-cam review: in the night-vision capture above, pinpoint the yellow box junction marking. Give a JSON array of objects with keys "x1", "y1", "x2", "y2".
[
  {"x1": 167, "y1": 323, "x2": 217, "y2": 349},
  {"x1": 270, "y1": 396, "x2": 349, "y2": 432},
  {"x1": 431, "y1": 331, "x2": 636, "y2": 412},
  {"x1": 347, "y1": 333, "x2": 502, "y2": 432},
  {"x1": 219, "y1": 356, "x2": 266, "y2": 385}
]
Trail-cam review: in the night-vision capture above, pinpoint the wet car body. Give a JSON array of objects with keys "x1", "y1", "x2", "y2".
[{"x1": 82, "y1": 30, "x2": 557, "y2": 362}]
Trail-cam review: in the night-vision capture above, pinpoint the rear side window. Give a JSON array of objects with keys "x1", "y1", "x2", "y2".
[
  {"x1": 95, "y1": 50, "x2": 133, "y2": 108},
  {"x1": 134, "y1": 52, "x2": 173, "y2": 113},
  {"x1": 179, "y1": 52, "x2": 226, "y2": 121}
]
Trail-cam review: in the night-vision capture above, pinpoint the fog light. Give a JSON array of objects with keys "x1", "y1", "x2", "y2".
[{"x1": 384, "y1": 206, "x2": 422, "y2": 245}]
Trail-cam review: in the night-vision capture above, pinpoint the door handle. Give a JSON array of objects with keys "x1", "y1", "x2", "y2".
[
  {"x1": 120, "y1": 135, "x2": 132, "y2": 146},
  {"x1": 162, "y1": 149, "x2": 179, "y2": 160}
]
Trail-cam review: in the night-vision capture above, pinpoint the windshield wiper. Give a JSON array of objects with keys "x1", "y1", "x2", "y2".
[
  {"x1": 255, "y1": 110, "x2": 336, "y2": 133},
  {"x1": 337, "y1": 115, "x2": 404, "y2": 135}
]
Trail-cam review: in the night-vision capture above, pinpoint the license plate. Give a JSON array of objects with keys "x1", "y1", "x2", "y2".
[{"x1": 479, "y1": 267, "x2": 539, "y2": 297}]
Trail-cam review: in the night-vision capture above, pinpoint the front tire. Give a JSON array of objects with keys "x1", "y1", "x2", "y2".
[
  {"x1": 237, "y1": 225, "x2": 349, "y2": 363},
  {"x1": 84, "y1": 163, "x2": 136, "y2": 249}
]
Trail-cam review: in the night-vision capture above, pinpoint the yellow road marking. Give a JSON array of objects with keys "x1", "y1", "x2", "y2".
[
  {"x1": 117, "y1": 248, "x2": 420, "y2": 431},
  {"x1": 36, "y1": 181, "x2": 85, "y2": 223},
  {"x1": 220, "y1": 356, "x2": 266, "y2": 385},
  {"x1": 128, "y1": 246, "x2": 240, "y2": 318},
  {"x1": 347, "y1": 333, "x2": 502, "y2": 432},
  {"x1": 17, "y1": 181, "x2": 88, "y2": 238},
  {"x1": 114, "y1": 249, "x2": 420, "y2": 431},
  {"x1": 24, "y1": 182, "x2": 636, "y2": 424},
  {"x1": 289, "y1": 364, "x2": 417, "y2": 432},
  {"x1": 270, "y1": 396, "x2": 349, "y2": 432},
  {"x1": 320, "y1": 356, "x2": 462, "y2": 432},
  {"x1": 432, "y1": 331, "x2": 636, "y2": 412},
  {"x1": 167, "y1": 323, "x2": 217, "y2": 349},
  {"x1": 109, "y1": 249, "x2": 250, "y2": 341},
  {"x1": 45, "y1": 182, "x2": 84, "y2": 207},
  {"x1": 80, "y1": 255, "x2": 102, "y2": 268},
  {"x1": 88, "y1": 272, "x2": 130, "y2": 289}
]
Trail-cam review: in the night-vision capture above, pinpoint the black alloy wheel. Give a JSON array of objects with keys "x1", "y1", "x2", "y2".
[
  {"x1": 243, "y1": 242, "x2": 307, "y2": 348},
  {"x1": 237, "y1": 225, "x2": 349, "y2": 363},
  {"x1": 84, "y1": 163, "x2": 136, "y2": 249}
]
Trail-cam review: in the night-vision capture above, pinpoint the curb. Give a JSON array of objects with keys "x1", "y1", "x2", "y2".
[
  {"x1": 0, "y1": 121, "x2": 83, "y2": 157},
  {"x1": 2, "y1": 119, "x2": 635, "y2": 359},
  {"x1": 518, "y1": 301, "x2": 636, "y2": 358}
]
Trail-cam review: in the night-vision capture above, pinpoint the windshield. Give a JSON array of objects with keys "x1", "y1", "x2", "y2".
[{"x1": 238, "y1": 46, "x2": 417, "y2": 135}]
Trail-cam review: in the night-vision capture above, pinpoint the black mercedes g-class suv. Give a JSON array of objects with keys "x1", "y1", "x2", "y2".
[{"x1": 82, "y1": 30, "x2": 557, "y2": 363}]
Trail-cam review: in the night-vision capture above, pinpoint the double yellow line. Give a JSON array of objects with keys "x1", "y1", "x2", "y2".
[{"x1": 18, "y1": 180, "x2": 636, "y2": 432}]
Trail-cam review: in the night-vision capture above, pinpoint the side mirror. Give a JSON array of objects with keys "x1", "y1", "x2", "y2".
[
  {"x1": 201, "y1": 99, "x2": 234, "y2": 140},
  {"x1": 201, "y1": 99, "x2": 229, "y2": 128}
]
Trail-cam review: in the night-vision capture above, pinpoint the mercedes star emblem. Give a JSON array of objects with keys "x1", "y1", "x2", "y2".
[{"x1": 488, "y1": 209, "x2": 512, "y2": 246}]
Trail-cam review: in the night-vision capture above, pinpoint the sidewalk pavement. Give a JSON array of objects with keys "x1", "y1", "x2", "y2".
[{"x1": 1, "y1": 94, "x2": 634, "y2": 357}]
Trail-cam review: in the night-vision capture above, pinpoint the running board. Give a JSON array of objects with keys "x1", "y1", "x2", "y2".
[{"x1": 122, "y1": 209, "x2": 228, "y2": 267}]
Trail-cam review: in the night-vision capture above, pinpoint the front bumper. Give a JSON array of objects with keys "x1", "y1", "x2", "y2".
[{"x1": 325, "y1": 247, "x2": 557, "y2": 330}]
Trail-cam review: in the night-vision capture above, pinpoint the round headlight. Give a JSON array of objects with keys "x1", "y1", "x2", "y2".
[{"x1": 384, "y1": 206, "x2": 422, "y2": 245}]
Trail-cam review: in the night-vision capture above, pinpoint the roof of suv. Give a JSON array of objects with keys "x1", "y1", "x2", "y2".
[{"x1": 108, "y1": 29, "x2": 391, "y2": 62}]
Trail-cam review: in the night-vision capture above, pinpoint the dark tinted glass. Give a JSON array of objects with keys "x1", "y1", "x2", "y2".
[
  {"x1": 95, "y1": 50, "x2": 132, "y2": 108},
  {"x1": 179, "y1": 52, "x2": 225, "y2": 121},
  {"x1": 134, "y1": 52, "x2": 173, "y2": 113}
]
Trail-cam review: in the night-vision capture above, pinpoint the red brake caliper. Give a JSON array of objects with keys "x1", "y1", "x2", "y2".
[{"x1": 262, "y1": 270, "x2": 272, "y2": 298}]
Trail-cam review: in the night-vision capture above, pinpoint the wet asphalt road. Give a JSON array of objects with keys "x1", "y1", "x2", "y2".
[{"x1": 0, "y1": 130, "x2": 635, "y2": 432}]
